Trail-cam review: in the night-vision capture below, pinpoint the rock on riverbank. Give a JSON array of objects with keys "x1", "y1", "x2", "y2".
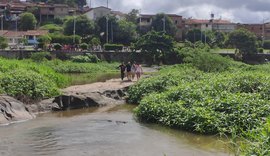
[
  {"x1": 0, "y1": 95, "x2": 34, "y2": 125},
  {"x1": 27, "y1": 79, "x2": 135, "y2": 113}
]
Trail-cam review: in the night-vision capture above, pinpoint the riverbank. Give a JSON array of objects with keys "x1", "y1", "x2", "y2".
[{"x1": 27, "y1": 66, "x2": 157, "y2": 114}]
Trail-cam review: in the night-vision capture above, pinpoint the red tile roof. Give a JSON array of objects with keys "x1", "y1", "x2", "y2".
[
  {"x1": 1, "y1": 30, "x2": 48, "y2": 37},
  {"x1": 185, "y1": 19, "x2": 232, "y2": 24}
]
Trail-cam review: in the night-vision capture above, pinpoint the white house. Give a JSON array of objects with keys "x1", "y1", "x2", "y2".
[{"x1": 84, "y1": 6, "x2": 111, "y2": 20}]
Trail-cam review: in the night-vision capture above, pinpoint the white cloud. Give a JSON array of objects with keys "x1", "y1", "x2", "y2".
[{"x1": 88, "y1": 0, "x2": 270, "y2": 23}]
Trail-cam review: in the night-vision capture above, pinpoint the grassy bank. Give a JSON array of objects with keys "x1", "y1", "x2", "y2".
[
  {"x1": 128, "y1": 52, "x2": 270, "y2": 155},
  {"x1": 0, "y1": 58, "x2": 118, "y2": 101}
]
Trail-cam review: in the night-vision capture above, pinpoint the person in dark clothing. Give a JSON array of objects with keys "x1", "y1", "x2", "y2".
[
  {"x1": 118, "y1": 62, "x2": 126, "y2": 80},
  {"x1": 126, "y1": 62, "x2": 132, "y2": 81}
]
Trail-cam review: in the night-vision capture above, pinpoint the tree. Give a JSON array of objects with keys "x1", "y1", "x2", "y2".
[
  {"x1": 228, "y1": 28, "x2": 257, "y2": 54},
  {"x1": 185, "y1": 29, "x2": 210, "y2": 44},
  {"x1": 40, "y1": 24, "x2": 63, "y2": 33},
  {"x1": 135, "y1": 31, "x2": 174, "y2": 64},
  {"x1": 19, "y1": 12, "x2": 37, "y2": 31},
  {"x1": 0, "y1": 36, "x2": 8, "y2": 50},
  {"x1": 64, "y1": 15, "x2": 95, "y2": 39},
  {"x1": 114, "y1": 19, "x2": 137, "y2": 45},
  {"x1": 126, "y1": 9, "x2": 139, "y2": 24},
  {"x1": 95, "y1": 16, "x2": 118, "y2": 44},
  {"x1": 38, "y1": 35, "x2": 52, "y2": 49},
  {"x1": 151, "y1": 13, "x2": 177, "y2": 37}
]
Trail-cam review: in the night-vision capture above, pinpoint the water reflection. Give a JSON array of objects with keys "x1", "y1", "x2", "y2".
[
  {"x1": 25, "y1": 127, "x2": 64, "y2": 156},
  {"x1": 0, "y1": 104, "x2": 232, "y2": 156}
]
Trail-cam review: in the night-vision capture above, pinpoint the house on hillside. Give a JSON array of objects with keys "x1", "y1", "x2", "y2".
[
  {"x1": 237, "y1": 23, "x2": 263, "y2": 39},
  {"x1": 184, "y1": 18, "x2": 236, "y2": 33},
  {"x1": 84, "y1": 6, "x2": 111, "y2": 20},
  {"x1": 138, "y1": 14, "x2": 184, "y2": 40},
  {"x1": 1, "y1": 30, "x2": 48, "y2": 46}
]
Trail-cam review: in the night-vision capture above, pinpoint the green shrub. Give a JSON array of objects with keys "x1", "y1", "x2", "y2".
[
  {"x1": 30, "y1": 52, "x2": 51, "y2": 62},
  {"x1": 134, "y1": 70, "x2": 270, "y2": 134},
  {"x1": 0, "y1": 69, "x2": 59, "y2": 100},
  {"x1": 80, "y1": 43, "x2": 88, "y2": 50},
  {"x1": 240, "y1": 118, "x2": 270, "y2": 155},
  {"x1": 0, "y1": 58, "x2": 68, "y2": 100},
  {"x1": 71, "y1": 54, "x2": 100, "y2": 63},
  {"x1": 104, "y1": 43, "x2": 123, "y2": 51},
  {"x1": 263, "y1": 40, "x2": 270, "y2": 49},
  {"x1": 49, "y1": 33, "x2": 81, "y2": 45},
  {"x1": 176, "y1": 47, "x2": 233, "y2": 72},
  {"x1": 45, "y1": 60, "x2": 117, "y2": 73},
  {"x1": 257, "y1": 48, "x2": 264, "y2": 53},
  {"x1": 127, "y1": 65, "x2": 203, "y2": 104},
  {"x1": 54, "y1": 43, "x2": 62, "y2": 50}
]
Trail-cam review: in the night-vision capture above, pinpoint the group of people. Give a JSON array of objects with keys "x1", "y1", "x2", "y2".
[{"x1": 118, "y1": 62, "x2": 143, "y2": 81}]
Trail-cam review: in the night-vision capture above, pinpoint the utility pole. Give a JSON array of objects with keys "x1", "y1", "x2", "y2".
[
  {"x1": 162, "y1": 17, "x2": 166, "y2": 32},
  {"x1": 73, "y1": 11, "x2": 76, "y2": 44},
  {"x1": 111, "y1": 21, "x2": 113, "y2": 43},
  {"x1": 0, "y1": 15, "x2": 3, "y2": 31},
  {"x1": 106, "y1": 16, "x2": 109, "y2": 43},
  {"x1": 107, "y1": 0, "x2": 109, "y2": 8}
]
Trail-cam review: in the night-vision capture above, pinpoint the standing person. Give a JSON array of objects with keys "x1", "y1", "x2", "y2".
[
  {"x1": 135, "y1": 63, "x2": 143, "y2": 80},
  {"x1": 126, "y1": 62, "x2": 132, "y2": 81},
  {"x1": 131, "y1": 61, "x2": 136, "y2": 80},
  {"x1": 118, "y1": 62, "x2": 126, "y2": 81}
]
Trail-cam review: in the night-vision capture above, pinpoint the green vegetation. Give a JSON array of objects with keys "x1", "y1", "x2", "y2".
[
  {"x1": 71, "y1": 54, "x2": 100, "y2": 63},
  {"x1": 0, "y1": 55, "x2": 118, "y2": 101},
  {"x1": 40, "y1": 24, "x2": 64, "y2": 33},
  {"x1": 135, "y1": 31, "x2": 174, "y2": 64},
  {"x1": 104, "y1": 44, "x2": 124, "y2": 51},
  {"x1": 0, "y1": 58, "x2": 67, "y2": 100},
  {"x1": 30, "y1": 52, "x2": 51, "y2": 62},
  {"x1": 227, "y1": 28, "x2": 257, "y2": 54},
  {"x1": 19, "y1": 12, "x2": 37, "y2": 31},
  {"x1": 0, "y1": 36, "x2": 8, "y2": 50},
  {"x1": 128, "y1": 51, "x2": 270, "y2": 155},
  {"x1": 44, "y1": 59, "x2": 117, "y2": 73}
]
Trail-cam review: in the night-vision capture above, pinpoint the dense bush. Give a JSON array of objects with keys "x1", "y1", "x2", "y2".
[
  {"x1": 0, "y1": 58, "x2": 68, "y2": 100},
  {"x1": 128, "y1": 65, "x2": 203, "y2": 104},
  {"x1": 30, "y1": 52, "x2": 51, "y2": 62},
  {"x1": 104, "y1": 44, "x2": 123, "y2": 51},
  {"x1": 0, "y1": 69, "x2": 59, "y2": 100},
  {"x1": 240, "y1": 118, "x2": 270, "y2": 155},
  {"x1": 45, "y1": 59, "x2": 117, "y2": 73},
  {"x1": 71, "y1": 54, "x2": 100, "y2": 63},
  {"x1": 54, "y1": 43, "x2": 62, "y2": 50},
  {"x1": 176, "y1": 47, "x2": 233, "y2": 72},
  {"x1": 80, "y1": 43, "x2": 88, "y2": 50},
  {"x1": 49, "y1": 34, "x2": 81, "y2": 45},
  {"x1": 263, "y1": 40, "x2": 270, "y2": 49},
  {"x1": 131, "y1": 64, "x2": 270, "y2": 135}
]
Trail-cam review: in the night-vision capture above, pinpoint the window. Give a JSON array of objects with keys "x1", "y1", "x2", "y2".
[
  {"x1": 206, "y1": 24, "x2": 208, "y2": 27},
  {"x1": 147, "y1": 19, "x2": 150, "y2": 23},
  {"x1": 194, "y1": 24, "x2": 198, "y2": 27},
  {"x1": 28, "y1": 35, "x2": 34, "y2": 40},
  {"x1": 175, "y1": 20, "x2": 178, "y2": 24}
]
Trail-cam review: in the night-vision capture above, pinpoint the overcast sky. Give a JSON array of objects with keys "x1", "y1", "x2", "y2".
[{"x1": 89, "y1": 0, "x2": 270, "y2": 23}]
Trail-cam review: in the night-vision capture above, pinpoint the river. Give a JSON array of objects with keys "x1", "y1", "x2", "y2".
[{"x1": 0, "y1": 104, "x2": 231, "y2": 156}]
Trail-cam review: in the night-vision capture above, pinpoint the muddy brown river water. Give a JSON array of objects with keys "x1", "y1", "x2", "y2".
[{"x1": 0, "y1": 105, "x2": 232, "y2": 156}]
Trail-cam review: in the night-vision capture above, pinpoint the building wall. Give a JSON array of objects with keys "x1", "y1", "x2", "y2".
[
  {"x1": 237, "y1": 24, "x2": 263, "y2": 38},
  {"x1": 54, "y1": 7, "x2": 69, "y2": 17},
  {"x1": 265, "y1": 23, "x2": 270, "y2": 40},
  {"x1": 85, "y1": 7, "x2": 111, "y2": 20},
  {"x1": 212, "y1": 24, "x2": 236, "y2": 33}
]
